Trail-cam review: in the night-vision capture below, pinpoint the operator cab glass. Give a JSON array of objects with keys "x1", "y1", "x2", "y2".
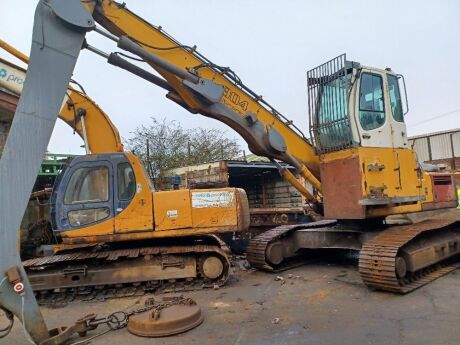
[
  {"x1": 64, "y1": 166, "x2": 111, "y2": 227},
  {"x1": 308, "y1": 54, "x2": 410, "y2": 152},
  {"x1": 118, "y1": 162, "x2": 136, "y2": 200},
  {"x1": 316, "y1": 74, "x2": 353, "y2": 151},
  {"x1": 51, "y1": 153, "x2": 137, "y2": 232},
  {"x1": 64, "y1": 166, "x2": 109, "y2": 204},
  {"x1": 359, "y1": 73, "x2": 385, "y2": 130},
  {"x1": 387, "y1": 74, "x2": 404, "y2": 122}
]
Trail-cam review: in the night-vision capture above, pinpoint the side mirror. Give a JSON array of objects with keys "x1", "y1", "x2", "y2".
[{"x1": 397, "y1": 74, "x2": 409, "y2": 115}]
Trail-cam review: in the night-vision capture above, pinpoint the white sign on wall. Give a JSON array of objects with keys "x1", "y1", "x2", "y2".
[{"x1": 0, "y1": 61, "x2": 26, "y2": 95}]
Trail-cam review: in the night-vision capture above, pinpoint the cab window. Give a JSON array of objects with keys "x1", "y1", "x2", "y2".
[
  {"x1": 64, "y1": 166, "x2": 109, "y2": 204},
  {"x1": 359, "y1": 73, "x2": 385, "y2": 130},
  {"x1": 316, "y1": 74, "x2": 353, "y2": 151},
  {"x1": 387, "y1": 74, "x2": 404, "y2": 122},
  {"x1": 68, "y1": 208, "x2": 110, "y2": 227},
  {"x1": 118, "y1": 162, "x2": 136, "y2": 200}
]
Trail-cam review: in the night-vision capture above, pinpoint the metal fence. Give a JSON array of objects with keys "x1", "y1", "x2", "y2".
[{"x1": 307, "y1": 54, "x2": 355, "y2": 154}]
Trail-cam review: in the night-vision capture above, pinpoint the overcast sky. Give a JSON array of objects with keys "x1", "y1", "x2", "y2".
[{"x1": 1, "y1": 0, "x2": 459, "y2": 155}]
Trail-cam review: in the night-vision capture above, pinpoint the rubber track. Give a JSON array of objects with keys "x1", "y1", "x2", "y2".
[
  {"x1": 359, "y1": 219, "x2": 460, "y2": 294},
  {"x1": 246, "y1": 220, "x2": 337, "y2": 272},
  {"x1": 23, "y1": 244, "x2": 230, "y2": 304}
]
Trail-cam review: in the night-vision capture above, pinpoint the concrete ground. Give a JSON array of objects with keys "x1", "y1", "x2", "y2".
[{"x1": 2, "y1": 255, "x2": 460, "y2": 345}]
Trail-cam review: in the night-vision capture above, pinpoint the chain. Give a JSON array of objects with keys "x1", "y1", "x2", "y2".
[
  {"x1": 140, "y1": 296, "x2": 196, "y2": 322},
  {"x1": 66, "y1": 296, "x2": 195, "y2": 345}
]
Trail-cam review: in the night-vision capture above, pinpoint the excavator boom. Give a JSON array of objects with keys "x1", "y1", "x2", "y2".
[
  {"x1": 83, "y1": 1, "x2": 323, "y2": 201},
  {"x1": 0, "y1": 39, "x2": 123, "y2": 154},
  {"x1": 94, "y1": 2, "x2": 318, "y2": 166}
]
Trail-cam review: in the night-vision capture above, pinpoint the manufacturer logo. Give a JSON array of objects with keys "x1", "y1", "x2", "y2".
[
  {"x1": 0, "y1": 69, "x2": 7, "y2": 78},
  {"x1": 223, "y1": 86, "x2": 248, "y2": 112}
]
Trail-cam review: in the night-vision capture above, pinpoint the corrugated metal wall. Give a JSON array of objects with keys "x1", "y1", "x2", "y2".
[
  {"x1": 409, "y1": 129, "x2": 459, "y2": 161},
  {"x1": 453, "y1": 132, "x2": 460, "y2": 157},
  {"x1": 411, "y1": 137, "x2": 430, "y2": 162},
  {"x1": 409, "y1": 129, "x2": 460, "y2": 170}
]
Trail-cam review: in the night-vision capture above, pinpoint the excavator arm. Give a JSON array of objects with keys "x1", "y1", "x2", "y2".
[
  {"x1": 92, "y1": 2, "x2": 316, "y2": 163},
  {"x1": 2, "y1": 1, "x2": 321, "y2": 201},
  {"x1": 83, "y1": 1, "x2": 322, "y2": 201},
  {"x1": 0, "y1": 40, "x2": 123, "y2": 154}
]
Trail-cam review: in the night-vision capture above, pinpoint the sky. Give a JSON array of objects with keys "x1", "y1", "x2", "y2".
[{"x1": 1, "y1": 0, "x2": 459, "y2": 155}]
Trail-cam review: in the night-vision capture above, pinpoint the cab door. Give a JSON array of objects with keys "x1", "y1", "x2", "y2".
[
  {"x1": 53, "y1": 159, "x2": 115, "y2": 234},
  {"x1": 113, "y1": 154, "x2": 154, "y2": 233},
  {"x1": 386, "y1": 74, "x2": 409, "y2": 149},
  {"x1": 354, "y1": 70, "x2": 393, "y2": 148}
]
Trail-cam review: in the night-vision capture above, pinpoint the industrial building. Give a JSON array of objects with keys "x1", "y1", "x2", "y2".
[{"x1": 409, "y1": 128, "x2": 460, "y2": 171}]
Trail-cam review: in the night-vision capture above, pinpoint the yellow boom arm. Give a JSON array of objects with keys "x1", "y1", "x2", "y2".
[
  {"x1": 0, "y1": 40, "x2": 123, "y2": 154},
  {"x1": 4, "y1": 0, "x2": 323, "y2": 201},
  {"x1": 88, "y1": 1, "x2": 321, "y2": 200}
]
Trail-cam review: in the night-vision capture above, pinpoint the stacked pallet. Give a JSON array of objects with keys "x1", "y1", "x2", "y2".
[
  {"x1": 239, "y1": 177, "x2": 302, "y2": 209},
  {"x1": 162, "y1": 160, "x2": 304, "y2": 210},
  {"x1": 160, "y1": 161, "x2": 228, "y2": 190}
]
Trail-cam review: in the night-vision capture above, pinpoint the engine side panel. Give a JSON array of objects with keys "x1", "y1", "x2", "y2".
[{"x1": 321, "y1": 147, "x2": 425, "y2": 219}]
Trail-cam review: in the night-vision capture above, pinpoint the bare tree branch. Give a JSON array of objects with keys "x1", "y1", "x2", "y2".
[{"x1": 126, "y1": 117, "x2": 241, "y2": 180}]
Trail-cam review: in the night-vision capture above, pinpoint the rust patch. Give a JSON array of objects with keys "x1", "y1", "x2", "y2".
[
  {"x1": 304, "y1": 290, "x2": 330, "y2": 302},
  {"x1": 320, "y1": 155, "x2": 365, "y2": 219}
]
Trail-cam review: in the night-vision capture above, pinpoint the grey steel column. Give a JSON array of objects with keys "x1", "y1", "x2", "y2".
[{"x1": 0, "y1": 0, "x2": 93, "y2": 343}]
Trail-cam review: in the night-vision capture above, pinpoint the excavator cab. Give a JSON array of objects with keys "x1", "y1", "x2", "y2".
[
  {"x1": 308, "y1": 54, "x2": 409, "y2": 154},
  {"x1": 307, "y1": 54, "x2": 432, "y2": 219},
  {"x1": 50, "y1": 152, "x2": 155, "y2": 238},
  {"x1": 48, "y1": 150, "x2": 250, "y2": 244}
]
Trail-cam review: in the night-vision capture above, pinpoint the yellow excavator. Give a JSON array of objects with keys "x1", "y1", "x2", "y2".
[
  {"x1": 3, "y1": 0, "x2": 460, "y2": 297},
  {"x1": 33, "y1": 0, "x2": 457, "y2": 295},
  {"x1": 1, "y1": 1, "x2": 459, "y2": 343},
  {"x1": 0, "y1": 40, "x2": 250, "y2": 296}
]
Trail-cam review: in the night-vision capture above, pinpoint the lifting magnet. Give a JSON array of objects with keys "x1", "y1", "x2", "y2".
[{"x1": 128, "y1": 297, "x2": 203, "y2": 337}]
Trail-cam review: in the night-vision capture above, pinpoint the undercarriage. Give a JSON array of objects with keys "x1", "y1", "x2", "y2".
[
  {"x1": 23, "y1": 236, "x2": 230, "y2": 304},
  {"x1": 247, "y1": 209, "x2": 460, "y2": 293}
]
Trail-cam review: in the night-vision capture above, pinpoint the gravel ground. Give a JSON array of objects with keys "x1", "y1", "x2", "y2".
[{"x1": 2, "y1": 254, "x2": 460, "y2": 345}]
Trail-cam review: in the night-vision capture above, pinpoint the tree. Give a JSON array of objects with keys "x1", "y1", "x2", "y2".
[{"x1": 126, "y1": 117, "x2": 241, "y2": 179}]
